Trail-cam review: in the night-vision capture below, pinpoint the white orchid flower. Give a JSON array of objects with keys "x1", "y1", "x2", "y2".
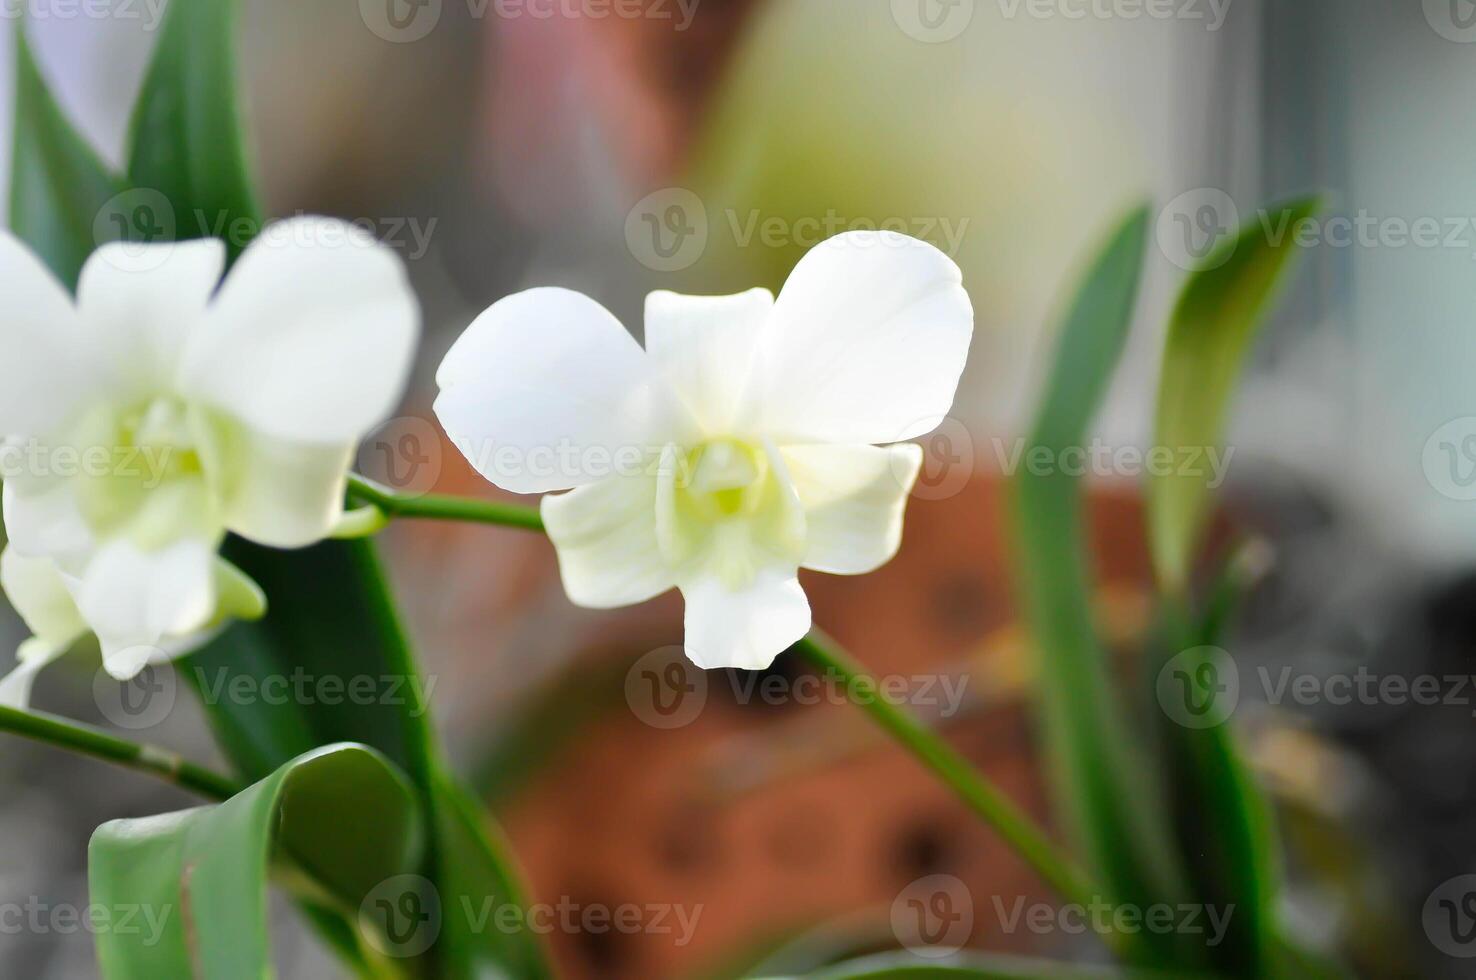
[
  {"x1": 0, "y1": 217, "x2": 419, "y2": 700},
  {"x1": 435, "y1": 231, "x2": 972, "y2": 669}
]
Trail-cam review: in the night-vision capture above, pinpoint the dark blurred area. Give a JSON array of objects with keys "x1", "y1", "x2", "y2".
[{"x1": 4, "y1": 0, "x2": 1476, "y2": 976}]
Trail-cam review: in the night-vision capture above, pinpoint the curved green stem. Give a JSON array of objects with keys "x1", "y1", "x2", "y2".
[
  {"x1": 0, "y1": 705, "x2": 242, "y2": 801},
  {"x1": 353, "y1": 480, "x2": 1136, "y2": 959},
  {"x1": 794, "y1": 631, "x2": 1136, "y2": 960},
  {"x1": 346, "y1": 474, "x2": 544, "y2": 532}
]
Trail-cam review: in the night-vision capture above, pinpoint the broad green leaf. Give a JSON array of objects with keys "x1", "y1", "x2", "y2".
[
  {"x1": 1148, "y1": 196, "x2": 1321, "y2": 593},
  {"x1": 88, "y1": 744, "x2": 421, "y2": 980},
  {"x1": 1008, "y1": 206, "x2": 1190, "y2": 968},
  {"x1": 186, "y1": 539, "x2": 438, "y2": 786},
  {"x1": 125, "y1": 0, "x2": 260, "y2": 254},
  {"x1": 9, "y1": 27, "x2": 123, "y2": 286},
  {"x1": 187, "y1": 541, "x2": 551, "y2": 979}
]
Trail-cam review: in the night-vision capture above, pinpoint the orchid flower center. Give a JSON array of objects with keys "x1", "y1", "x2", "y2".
[
  {"x1": 660, "y1": 437, "x2": 804, "y2": 590},
  {"x1": 72, "y1": 395, "x2": 209, "y2": 544},
  {"x1": 682, "y1": 438, "x2": 767, "y2": 521},
  {"x1": 122, "y1": 397, "x2": 203, "y2": 478}
]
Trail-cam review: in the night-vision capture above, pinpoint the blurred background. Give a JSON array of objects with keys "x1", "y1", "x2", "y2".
[{"x1": 2, "y1": 0, "x2": 1476, "y2": 976}]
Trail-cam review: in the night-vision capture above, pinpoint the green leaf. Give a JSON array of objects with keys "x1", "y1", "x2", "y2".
[
  {"x1": 125, "y1": 0, "x2": 260, "y2": 254},
  {"x1": 188, "y1": 536, "x2": 553, "y2": 980},
  {"x1": 1142, "y1": 201, "x2": 1321, "y2": 974},
  {"x1": 1008, "y1": 205, "x2": 1190, "y2": 967},
  {"x1": 1147, "y1": 196, "x2": 1322, "y2": 594},
  {"x1": 9, "y1": 27, "x2": 123, "y2": 286},
  {"x1": 88, "y1": 744, "x2": 422, "y2": 980},
  {"x1": 430, "y1": 771, "x2": 552, "y2": 979},
  {"x1": 1148, "y1": 569, "x2": 1279, "y2": 976},
  {"x1": 186, "y1": 539, "x2": 438, "y2": 785},
  {"x1": 1150, "y1": 548, "x2": 1357, "y2": 979},
  {"x1": 189, "y1": 545, "x2": 553, "y2": 980}
]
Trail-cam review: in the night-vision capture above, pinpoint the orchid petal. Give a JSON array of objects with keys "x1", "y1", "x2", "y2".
[
  {"x1": 757, "y1": 231, "x2": 972, "y2": 445},
  {"x1": 783, "y1": 442, "x2": 922, "y2": 574},
  {"x1": 181, "y1": 216, "x2": 419, "y2": 445},
  {"x1": 541, "y1": 470, "x2": 675, "y2": 608},
  {"x1": 680, "y1": 567, "x2": 810, "y2": 670},
  {"x1": 436, "y1": 287, "x2": 693, "y2": 494}
]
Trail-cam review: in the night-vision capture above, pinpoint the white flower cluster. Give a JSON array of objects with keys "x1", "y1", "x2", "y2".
[{"x1": 0, "y1": 224, "x2": 972, "y2": 700}]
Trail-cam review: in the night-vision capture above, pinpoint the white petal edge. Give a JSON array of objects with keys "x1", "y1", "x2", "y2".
[
  {"x1": 0, "y1": 232, "x2": 97, "y2": 437},
  {"x1": 755, "y1": 231, "x2": 973, "y2": 445},
  {"x1": 0, "y1": 545, "x2": 87, "y2": 708},
  {"x1": 541, "y1": 469, "x2": 674, "y2": 609},
  {"x1": 2, "y1": 478, "x2": 93, "y2": 561},
  {"x1": 0, "y1": 640, "x2": 63, "y2": 708},
  {"x1": 76, "y1": 238, "x2": 225, "y2": 394},
  {"x1": 680, "y1": 566, "x2": 811, "y2": 670},
  {"x1": 193, "y1": 409, "x2": 355, "y2": 548},
  {"x1": 1, "y1": 546, "x2": 86, "y2": 652},
  {"x1": 76, "y1": 538, "x2": 216, "y2": 679},
  {"x1": 103, "y1": 560, "x2": 266, "y2": 679},
  {"x1": 643, "y1": 288, "x2": 773, "y2": 435},
  {"x1": 783, "y1": 442, "x2": 922, "y2": 575},
  {"x1": 179, "y1": 216, "x2": 420, "y2": 445},
  {"x1": 224, "y1": 437, "x2": 354, "y2": 548},
  {"x1": 435, "y1": 287, "x2": 693, "y2": 494}
]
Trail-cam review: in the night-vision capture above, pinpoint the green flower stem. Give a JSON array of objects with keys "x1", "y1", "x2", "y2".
[
  {"x1": 346, "y1": 474, "x2": 545, "y2": 532},
  {"x1": 0, "y1": 705, "x2": 242, "y2": 801},
  {"x1": 794, "y1": 630, "x2": 1135, "y2": 958},
  {"x1": 353, "y1": 479, "x2": 1135, "y2": 959}
]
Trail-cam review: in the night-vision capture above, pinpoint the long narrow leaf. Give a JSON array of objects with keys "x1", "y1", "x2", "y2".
[
  {"x1": 431, "y1": 772, "x2": 554, "y2": 979},
  {"x1": 9, "y1": 27, "x2": 123, "y2": 285},
  {"x1": 1142, "y1": 197, "x2": 1321, "y2": 977},
  {"x1": 125, "y1": 0, "x2": 259, "y2": 255},
  {"x1": 1009, "y1": 206, "x2": 1190, "y2": 968},
  {"x1": 1148, "y1": 196, "x2": 1322, "y2": 594},
  {"x1": 1149, "y1": 570, "x2": 1279, "y2": 975}
]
